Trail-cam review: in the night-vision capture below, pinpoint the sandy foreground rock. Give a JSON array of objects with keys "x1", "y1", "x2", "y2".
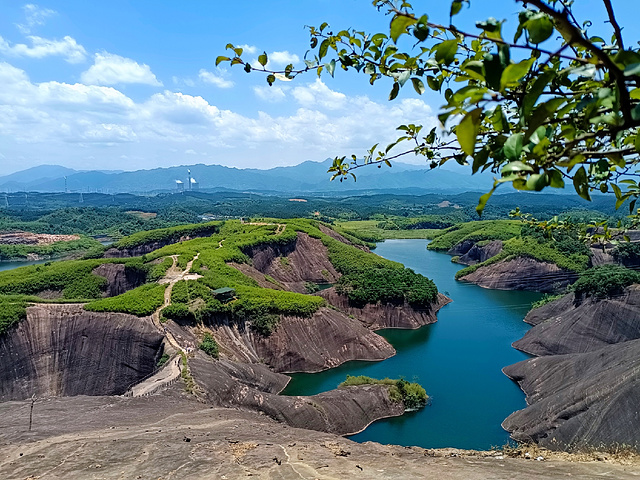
[{"x1": 1, "y1": 390, "x2": 639, "y2": 480}]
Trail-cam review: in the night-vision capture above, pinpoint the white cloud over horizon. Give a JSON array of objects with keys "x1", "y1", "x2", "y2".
[
  {"x1": 0, "y1": 61, "x2": 437, "y2": 174},
  {"x1": 81, "y1": 52, "x2": 162, "y2": 86}
]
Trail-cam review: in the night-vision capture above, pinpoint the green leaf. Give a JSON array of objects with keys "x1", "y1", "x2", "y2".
[
  {"x1": 319, "y1": 39, "x2": 330, "y2": 60},
  {"x1": 397, "y1": 69, "x2": 411, "y2": 86},
  {"x1": 426, "y1": 75, "x2": 440, "y2": 91},
  {"x1": 526, "y1": 14, "x2": 554, "y2": 44},
  {"x1": 573, "y1": 166, "x2": 591, "y2": 201},
  {"x1": 244, "y1": 63, "x2": 252, "y2": 73},
  {"x1": 500, "y1": 58, "x2": 534, "y2": 91},
  {"x1": 450, "y1": 0, "x2": 463, "y2": 17},
  {"x1": 266, "y1": 74, "x2": 276, "y2": 86},
  {"x1": 504, "y1": 133, "x2": 524, "y2": 160},
  {"x1": 483, "y1": 53, "x2": 503, "y2": 91},
  {"x1": 258, "y1": 52, "x2": 268, "y2": 67},
  {"x1": 411, "y1": 77, "x2": 425, "y2": 94},
  {"x1": 390, "y1": 15, "x2": 417, "y2": 43},
  {"x1": 476, "y1": 183, "x2": 498, "y2": 216},
  {"x1": 523, "y1": 70, "x2": 554, "y2": 116},
  {"x1": 625, "y1": 63, "x2": 640, "y2": 77},
  {"x1": 435, "y1": 40, "x2": 458, "y2": 66},
  {"x1": 456, "y1": 108, "x2": 482, "y2": 156},
  {"x1": 389, "y1": 82, "x2": 400, "y2": 100},
  {"x1": 548, "y1": 169, "x2": 565, "y2": 188},
  {"x1": 215, "y1": 56, "x2": 230, "y2": 66},
  {"x1": 326, "y1": 59, "x2": 336, "y2": 77}
]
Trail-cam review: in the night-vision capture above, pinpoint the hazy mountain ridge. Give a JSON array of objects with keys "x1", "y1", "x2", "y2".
[{"x1": 0, "y1": 160, "x2": 495, "y2": 194}]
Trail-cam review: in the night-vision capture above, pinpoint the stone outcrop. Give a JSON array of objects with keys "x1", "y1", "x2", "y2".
[
  {"x1": 455, "y1": 240, "x2": 503, "y2": 266},
  {"x1": 513, "y1": 286, "x2": 640, "y2": 356},
  {"x1": 503, "y1": 338, "x2": 640, "y2": 451},
  {"x1": 209, "y1": 307, "x2": 395, "y2": 373},
  {"x1": 0, "y1": 304, "x2": 163, "y2": 401},
  {"x1": 459, "y1": 256, "x2": 577, "y2": 292},
  {"x1": 92, "y1": 263, "x2": 146, "y2": 297},
  {"x1": 242, "y1": 232, "x2": 340, "y2": 292},
  {"x1": 2, "y1": 394, "x2": 638, "y2": 480},
  {"x1": 190, "y1": 355, "x2": 404, "y2": 435},
  {"x1": 321, "y1": 288, "x2": 451, "y2": 330}
]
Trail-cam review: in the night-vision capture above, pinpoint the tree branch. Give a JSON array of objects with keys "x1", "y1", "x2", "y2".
[{"x1": 603, "y1": 0, "x2": 624, "y2": 50}]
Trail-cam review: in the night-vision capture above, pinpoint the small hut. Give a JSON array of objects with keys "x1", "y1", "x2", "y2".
[{"x1": 212, "y1": 287, "x2": 236, "y2": 303}]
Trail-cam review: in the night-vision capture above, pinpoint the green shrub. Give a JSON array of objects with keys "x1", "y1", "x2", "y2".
[
  {"x1": 199, "y1": 332, "x2": 219, "y2": 358},
  {"x1": 612, "y1": 242, "x2": 640, "y2": 266},
  {"x1": 427, "y1": 220, "x2": 522, "y2": 251},
  {"x1": 339, "y1": 375, "x2": 428, "y2": 410},
  {"x1": 114, "y1": 222, "x2": 221, "y2": 250},
  {"x1": 157, "y1": 353, "x2": 170, "y2": 367},
  {"x1": 304, "y1": 282, "x2": 320, "y2": 293},
  {"x1": 251, "y1": 313, "x2": 281, "y2": 335},
  {"x1": 161, "y1": 303, "x2": 195, "y2": 323},
  {"x1": 571, "y1": 265, "x2": 640, "y2": 299},
  {"x1": 531, "y1": 293, "x2": 564, "y2": 310}
]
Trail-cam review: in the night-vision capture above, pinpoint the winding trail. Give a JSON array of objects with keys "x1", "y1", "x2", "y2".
[{"x1": 130, "y1": 253, "x2": 201, "y2": 397}]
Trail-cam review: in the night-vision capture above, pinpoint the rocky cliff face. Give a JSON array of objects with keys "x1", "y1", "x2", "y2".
[
  {"x1": 455, "y1": 240, "x2": 503, "y2": 266},
  {"x1": 321, "y1": 288, "x2": 451, "y2": 330},
  {"x1": 513, "y1": 286, "x2": 640, "y2": 356},
  {"x1": 504, "y1": 284, "x2": 640, "y2": 450},
  {"x1": 242, "y1": 232, "x2": 340, "y2": 293},
  {"x1": 93, "y1": 263, "x2": 146, "y2": 297},
  {"x1": 209, "y1": 307, "x2": 395, "y2": 373},
  {"x1": 189, "y1": 354, "x2": 404, "y2": 435},
  {"x1": 0, "y1": 304, "x2": 163, "y2": 401},
  {"x1": 459, "y1": 256, "x2": 577, "y2": 292},
  {"x1": 503, "y1": 338, "x2": 640, "y2": 451}
]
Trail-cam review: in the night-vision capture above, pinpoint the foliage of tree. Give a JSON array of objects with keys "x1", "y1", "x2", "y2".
[
  {"x1": 199, "y1": 332, "x2": 220, "y2": 358},
  {"x1": 340, "y1": 375, "x2": 428, "y2": 410},
  {"x1": 571, "y1": 264, "x2": 640, "y2": 298},
  {"x1": 612, "y1": 241, "x2": 640, "y2": 267},
  {"x1": 221, "y1": 0, "x2": 640, "y2": 215},
  {"x1": 427, "y1": 220, "x2": 522, "y2": 250},
  {"x1": 0, "y1": 297, "x2": 27, "y2": 336}
]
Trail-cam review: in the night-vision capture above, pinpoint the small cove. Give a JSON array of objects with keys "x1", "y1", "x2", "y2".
[{"x1": 283, "y1": 239, "x2": 542, "y2": 450}]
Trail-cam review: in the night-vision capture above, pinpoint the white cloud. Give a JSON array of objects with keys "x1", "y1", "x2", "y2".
[
  {"x1": 0, "y1": 35, "x2": 87, "y2": 63},
  {"x1": 81, "y1": 52, "x2": 162, "y2": 86},
  {"x1": 291, "y1": 79, "x2": 347, "y2": 110},
  {"x1": 0, "y1": 61, "x2": 438, "y2": 172},
  {"x1": 16, "y1": 4, "x2": 56, "y2": 34},
  {"x1": 238, "y1": 44, "x2": 257, "y2": 55},
  {"x1": 269, "y1": 51, "x2": 299, "y2": 65},
  {"x1": 198, "y1": 68, "x2": 234, "y2": 88},
  {"x1": 253, "y1": 85, "x2": 286, "y2": 102}
]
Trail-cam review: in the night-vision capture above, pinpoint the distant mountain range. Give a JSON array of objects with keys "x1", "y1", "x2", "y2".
[{"x1": 0, "y1": 160, "x2": 499, "y2": 195}]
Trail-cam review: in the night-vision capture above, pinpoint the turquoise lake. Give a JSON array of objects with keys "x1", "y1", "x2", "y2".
[
  {"x1": 283, "y1": 239, "x2": 542, "y2": 450},
  {"x1": 0, "y1": 258, "x2": 52, "y2": 272}
]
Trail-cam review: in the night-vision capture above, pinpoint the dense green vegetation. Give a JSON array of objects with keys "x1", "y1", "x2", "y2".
[
  {"x1": 531, "y1": 293, "x2": 564, "y2": 310},
  {"x1": 340, "y1": 375, "x2": 428, "y2": 410},
  {"x1": 85, "y1": 283, "x2": 167, "y2": 316},
  {"x1": 0, "y1": 296, "x2": 28, "y2": 335},
  {"x1": 612, "y1": 242, "x2": 640, "y2": 267},
  {"x1": 571, "y1": 265, "x2": 640, "y2": 299},
  {"x1": 199, "y1": 332, "x2": 219, "y2": 358},
  {"x1": 0, "y1": 236, "x2": 101, "y2": 261},
  {"x1": 428, "y1": 220, "x2": 522, "y2": 251},
  {"x1": 113, "y1": 221, "x2": 221, "y2": 249}
]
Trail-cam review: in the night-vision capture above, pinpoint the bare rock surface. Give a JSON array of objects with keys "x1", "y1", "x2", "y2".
[
  {"x1": 503, "y1": 338, "x2": 640, "y2": 451},
  {"x1": 456, "y1": 240, "x2": 503, "y2": 265},
  {"x1": 514, "y1": 286, "x2": 640, "y2": 356},
  {"x1": 243, "y1": 232, "x2": 340, "y2": 292},
  {"x1": 0, "y1": 304, "x2": 163, "y2": 401},
  {"x1": 459, "y1": 256, "x2": 577, "y2": 292},
  {"x1": 190, "y1": 355, "x2": 403, "y2": 435},
  {"x1": 321, "y1": 288, "x2": 451, "y2": 330},
  {"x1": 210, "y1": 307, "x2": 395, "y2": 373},
  {"x1": 1, "y1": 394, "x2": 638, "y2": 480},
  {"x1": 92, "y1": 262, "x2": 146, "y2": 297}
]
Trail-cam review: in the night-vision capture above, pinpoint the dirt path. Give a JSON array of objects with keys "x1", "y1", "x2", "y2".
[
  {"x1": 241, "y1": 220, "x2": 287, "y2": 235},
  {"x1": 130, "y1": 356, "x2": 181, "y2": 397}
]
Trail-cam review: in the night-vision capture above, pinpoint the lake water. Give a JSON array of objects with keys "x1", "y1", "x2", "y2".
[
  {"x1": 283, "y1": 239, "x2": 542, "y2": 450},
  {"x1": 0, "y1": 258, "x2": 53, "y2": 272}
]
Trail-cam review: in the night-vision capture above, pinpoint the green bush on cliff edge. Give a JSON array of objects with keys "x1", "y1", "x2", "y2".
[{"x1": 340, "y1": 375, "x2": 428, "y2": 410}]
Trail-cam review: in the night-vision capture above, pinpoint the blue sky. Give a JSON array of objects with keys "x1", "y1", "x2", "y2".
[{"x1": 0, "y1": 1, "x2": 636, "y2": 174}]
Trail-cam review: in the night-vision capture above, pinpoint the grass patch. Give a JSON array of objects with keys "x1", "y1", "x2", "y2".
[
  {"x1": 84, "y1": 283, "x2": 167, "y2": 316},
  {"x1": 531, "y1": 293, "x2": 564, "y2": 310},
  {"x1": 571, "y1": 265, "x2": 640, "y2": 299},
  {"x1": 427, "y1": 220, "x2": 522, "y2": 251}
]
